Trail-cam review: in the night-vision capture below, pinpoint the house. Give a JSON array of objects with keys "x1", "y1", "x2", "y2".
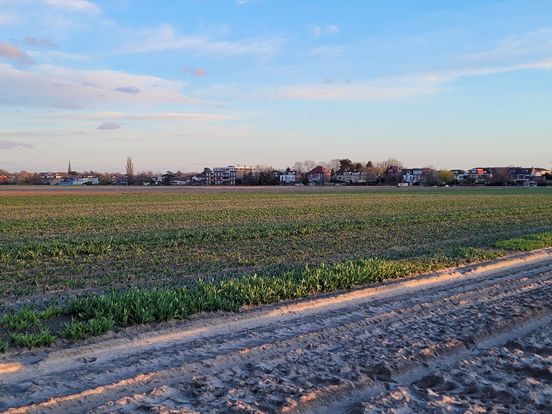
[
  {"x1": 279, "y1": 169, "x2": 298, "y2": 185},
  {"x1": 57, "y1": 177, "x2": 89, "y2": 186},
  {"x1": 402, "y1": 168, "x2": 424, "y2": 185},
  {"x1": 205, "y1": 166, "x2": 236, "y2": 185},
  {"x1": 39, "y1": 172, "x2": 63, "y2": 185},
  {"x1": 112, "y1": 175, "x2": 129, "y2": 185},
  {"x1": 307, "y1": 166, "x2": 330, "y2": 185},
  {"x1": 401, "y1": 168, "x2": 437, "y2": 186},
  {"x1": 60, "y1": 176, "x2": 99, "y2": 186},
  {"x1": 467, "y1": 167, "x2": 493, "y2": 185},
  {"x1": 450, "y1": 169, "x2": 468, "y2": 184},
  {"x1": 0, "y1": 175, "x2": 7, "y2": 184},
  {"x1": 233, "y1": 166, "x2": 261, "y2": 185},
  {"x1": 333, "y1": 170, "x2": 368, "y2": 185},
  {"x1": 507, "y1": 167, "x2": 548, "y2": 186}
]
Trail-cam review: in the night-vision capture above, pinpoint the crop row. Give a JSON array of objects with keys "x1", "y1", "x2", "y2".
[
  {"x1": 1, "y1": 233, "x2": 551, "y2": 351},
  {"x1": 3, "y1": 206, "x2": 552, "y2": 264},
  {"x1": 2, "y1": 190, "x2": 549, "y2": 238}
]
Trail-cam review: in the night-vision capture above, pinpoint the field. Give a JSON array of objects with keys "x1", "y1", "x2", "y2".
[
  {"x1": 2, "y1": 186, "x2": 552, "y2": 299},
  {"x1": 2, "y1": 186, "x2": 552, "y2": 412},
  {"x1": 1, "y1": 186, "x2": 552, "y2": 349}
]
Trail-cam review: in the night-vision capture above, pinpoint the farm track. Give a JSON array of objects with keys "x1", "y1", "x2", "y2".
[{"x1": 1, "y1": 249, "x2": 552, "y2": 412}]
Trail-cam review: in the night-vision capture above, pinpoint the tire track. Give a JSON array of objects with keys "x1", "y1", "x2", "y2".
[{"x1": 1, "y1": 249, "x2": 552, "y2": 413}]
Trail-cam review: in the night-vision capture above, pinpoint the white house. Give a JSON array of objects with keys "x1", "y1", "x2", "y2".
[{"x1": 279, "y1": 170, "x2": 297, "y2": 185}]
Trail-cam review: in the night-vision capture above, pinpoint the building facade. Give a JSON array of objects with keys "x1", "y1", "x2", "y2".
[
  {"x1": 205, "y1": 166, "x2": 237, "y2": 185},
  {"x1": 279, "y1": 170, "x2": 298, "y2": 185},
  {"x1": 307, "y1": 166, "x2": 331, "y2": 185}
]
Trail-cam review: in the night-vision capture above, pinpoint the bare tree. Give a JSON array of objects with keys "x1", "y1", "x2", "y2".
[
  {"x1": 292, "y1": 160, "x2": 317, "y2": 173},
  {"x1": 374, "y1": 158, "x2": 404, "y2": 175},
  {"x1": 125, "y1": 157, "x2": 134, "y2": 185},
  {"x1": 328, "y1": 159, "x2": 341, "y2": 172}
]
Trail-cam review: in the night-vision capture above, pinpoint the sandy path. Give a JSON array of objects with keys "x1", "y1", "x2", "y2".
[{"x1": 1, "y1": 249, "x2": 552, "y2": 413}]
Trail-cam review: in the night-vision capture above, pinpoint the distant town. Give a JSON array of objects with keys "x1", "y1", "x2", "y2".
[{"x1": 1, "y1": 158, "x2": 551, "y2": 187}]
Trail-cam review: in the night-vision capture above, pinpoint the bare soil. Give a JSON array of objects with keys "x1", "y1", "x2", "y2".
[{"x1": 1, "y1": 249, "x2": 552, "y2": 413}]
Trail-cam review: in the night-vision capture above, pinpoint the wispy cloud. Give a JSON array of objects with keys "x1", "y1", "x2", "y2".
[
  {"x1": 307, "y1": 24, "x2": 340, "y2": 39},
  {"x1": 43, "y1": 0, "x2": 100, "y2": 15},
  {"x1": 265, "y1": 59, "x2": 552, "y2": 102},
  {"x1": 60, "y1": 111, "x2": 232, "y2": 122},
  {"x1": 97, "y1": 121, "x2": 120, "y2": 130},
  {"x1": 461, "y1": 28, "x2": 552, "y2": 65},
  {"x1": 117, "y1": 24, "x2": 283, "y2": 59},
  {"x1": 26, "y1": 50, "x2": 88, "y2": 62},
  {"x1": 0, "y1": 12, "x2": 19, "y2": 26},
  {"x1": 0, "y1": 139, "x2": 33, "y2": 150},
  {"x1": 0, "y1": 42, "x2": 35, "y2": 65},
  {"x1": 22, "y1": 36, "x2": 57, "y2": 48},
  {"x1": 0, "y1": 63, "x2": 194, "y2": 109},
  {"x1": 236, "y1": 0, "x2": 267, "y2": 5}
]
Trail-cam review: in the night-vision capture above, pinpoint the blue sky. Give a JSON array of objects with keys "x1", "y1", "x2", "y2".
[{"x1": 1, "y1": 0, "x2": 552, "y2": 172}]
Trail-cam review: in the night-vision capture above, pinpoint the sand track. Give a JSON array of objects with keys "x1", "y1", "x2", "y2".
[{"x1": 1, "y1": 249, "x2": 552, "y2": 413}]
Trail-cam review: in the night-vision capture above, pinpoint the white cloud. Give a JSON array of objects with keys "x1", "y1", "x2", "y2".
[
  {"x1": 263, "y1": 59, "x2": 552, "y2": 102},
  {"x1": 236, "y1": 0, "x2": 267, "y2": 5},
  {"x1": 117, "y1": 24, "x2": 283, "y2": 59},
  {"x1": 307, "y1": 24, "x2": 340, "y2": 39},
  {"x1": 0, "y1": 63, "x2": 195, "y2": 109},
  {"x1": 0, "y1": 139, "x2": 33, "y2": 149},
  {"x1": 463, "y1": 28, "x2": 552, "y2": 64},
  {"x1": 57, "y1": 111, "x2": 232, "y2": 122},
  {"x1": 26, "y1": 50, "x2": 88, "y2": 62},
  {"x1": 43, "y1": 0, "x2": 100, "y2": 15}
]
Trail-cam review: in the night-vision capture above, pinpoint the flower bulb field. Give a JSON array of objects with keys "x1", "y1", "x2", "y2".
[{"x1": 2, "y1": 186, "x2": 552, "y2": 413}]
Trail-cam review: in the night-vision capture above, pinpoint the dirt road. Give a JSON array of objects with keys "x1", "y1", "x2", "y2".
[{"x1": 1, "y1": 249, "x2": 552, "y2": 413}]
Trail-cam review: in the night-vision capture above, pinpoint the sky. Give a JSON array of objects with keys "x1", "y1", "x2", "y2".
[{"x1": 1, "y1": 0, "x2": 552, "y2": 173}]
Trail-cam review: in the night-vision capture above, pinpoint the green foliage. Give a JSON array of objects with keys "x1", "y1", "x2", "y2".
[
  {"x1": 1, "y1": 188, "x2": 552, "y2": 350},
  {"x1": 436, "y1": 170, "x2": 454, "y2": 185},
  {"x1": 0, "y1": 305, "x2": 63, "y2": 332},
  {"x1": 10, "y1": 329, "x2": 56, "y2": 349},
  {"x1": 493, "y1": 231, "x2": 552, "y2": 251},
  {"x1": 0, "y1": 308, "x2": 41, "y2": 332},
  {"x1": 0, "y1": 340, "x2": 7, "y2": 353},
  {"x1": 1, "y1": 228, "x2": 552, "y2": 350},
  {"x1": 2, "y1": 188, "x2": 552, "y2": 298},
  {"x1": 65, "y1": 249, "x2": 511, "y2": 329},
  {"x1": 61, "y1": 316, "x2": 114, "y2": 340}
]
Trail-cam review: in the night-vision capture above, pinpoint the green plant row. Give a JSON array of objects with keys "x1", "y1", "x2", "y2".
[
  {"x1": 0, "y1": 213, "x2": 472, "y2": 264},
  {"x1": 4, "y1": 202, "x2": 545, "y2": 265},
  {"x1": 1, "y1": 231, "x2": 551, "y2": 352},
  {"x1": 493, "y1": 231, "x2": 552, "y2": 251}
]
